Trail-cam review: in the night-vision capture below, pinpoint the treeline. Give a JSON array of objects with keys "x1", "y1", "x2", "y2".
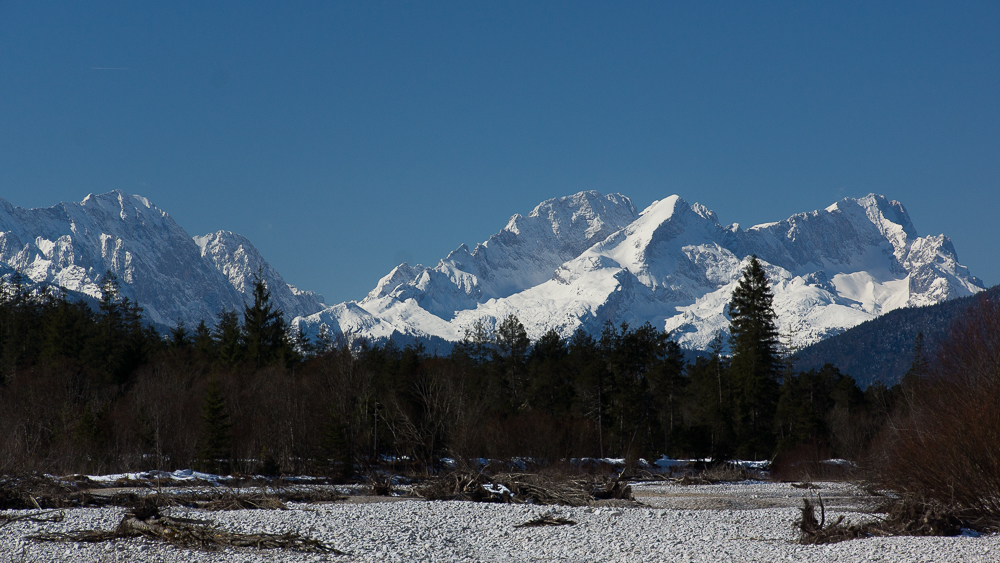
[{"x1": 0, "y1": 266, "x2": 904, "y2": 476}]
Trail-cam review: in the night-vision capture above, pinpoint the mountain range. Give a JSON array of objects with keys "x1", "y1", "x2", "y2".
[
  {"x1": 0, "y1": 190, "x2": 983, "y2": 352},
  {"x1": 296, "y1": 191, "x2": 983, "y2": 351},
  {"x1": 0, "y1": 191, "x2": 322, "y2": 330}
]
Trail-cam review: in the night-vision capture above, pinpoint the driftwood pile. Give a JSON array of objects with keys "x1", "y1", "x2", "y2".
[
  {"x1": 0, "y1": 472, "x2": 345, "y2": 511},
  {"x1": 797, "y1": 494, "x2": 998, "y2": 544},
  {"x1": 0, "y1": 473, "x2": 104, "y2": 510},
  {"x1": 28, "y1": 504, "x2": 341, "y2": 554},
  {"x1": 796, "y1": 496, "x2": 870, "y2": 544},
  {"x1": 415, "y1": 471, "x2": 633, "y2": 506}
]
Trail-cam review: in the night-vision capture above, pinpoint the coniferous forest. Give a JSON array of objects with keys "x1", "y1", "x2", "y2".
[{"x1": 0, "y1": 261, "x2": 915, "y2": 477}]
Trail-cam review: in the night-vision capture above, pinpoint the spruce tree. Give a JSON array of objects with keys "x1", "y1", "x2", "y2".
[
  {"x1": 899, "y1": 331, "x2": 929, "y2": 409},
  {"x1": 315, "y1": 322, "x2": 333, "y2": 355},
  {"x1": 199, "y1": 374, "x2": 232, "y2": 474},
  {"x1": 170, "y1": 318, "x2": 190, "y2": 349},
  {"x1": 192, "y1": 320, "x2": 215, "y2": 358},
  {"x1": 242, "y1": 276, "x2": 290, "y2": 367},
  {"x1": 455, "y1": 319, "x2": 492, "y2": 366},
  {"x1": 902, "y1": 332, "x2": 928, "y2": 383},
  {"x1": 526, "y1": 329, "x2": 574, "y2": 415},
  {"x1": 727, "y1": 256, "x2": 780, "y2": 460},
  {"x1": 568, "y1": 328, "x2": 608, "y2": 457},
  {"x1": 213, "y1": 309, "x2": 243, "y2": 367},
  {"x1": 494, "y1": 314, "x2": 530, "y2": 409}
]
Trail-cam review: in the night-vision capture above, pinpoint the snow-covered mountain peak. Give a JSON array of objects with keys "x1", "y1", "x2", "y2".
[
  {"x1": 690, "y1": 202, "x2": 719, "y2": 223},
  {"x1": 76, "y1": 190, "x2": 167, "y2": 225},
  {"x1": 518, "y1": 191, "x2": 638, "y2": 242},
  {"x1": 366, "y1": 262, "x2": 427, "y2": 302},
  {"x1": 593, "y1": 196, "x2": 723, "y2": 260},
  {"x1": 826, "y1": 194, "x2": 916, "y2": 250},
  {"x1": 357, "y1": 191, "x2": 640, "y2": 320}
]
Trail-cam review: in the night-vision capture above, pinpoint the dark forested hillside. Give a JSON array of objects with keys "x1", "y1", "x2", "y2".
[{"x1": 794, "y1": 285, "x2": 1000, "y2": 388}]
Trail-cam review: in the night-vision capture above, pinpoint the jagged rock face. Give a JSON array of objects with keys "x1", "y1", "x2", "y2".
[
  {"x1": 0, "y1": 191, "x2": 324, "y2": 329},
  {"x1": 298, "y1": 192, "x2": 983, "y2": 350},
  {"x1": 193, "y1": 230, "x2": 324, "y2": 319}
]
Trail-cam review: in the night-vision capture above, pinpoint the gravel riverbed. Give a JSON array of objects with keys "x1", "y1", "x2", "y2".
[{"x1": 1, "y1": 481, "x2": 996, "y2": 562}]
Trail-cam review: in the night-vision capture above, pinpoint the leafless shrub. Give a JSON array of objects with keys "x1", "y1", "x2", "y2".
[
  {"x1": 130, "y1": 359, "x2": 206, "y2": 470},
  {"x1": 871, "y1": 296, "x2": 1000, "y2": 518},
  {"x1": 699, "y1": 463, "x2": 754, "y2": 483},
  {"x1": 0, "y1": 473, "x2": 87, "y2": 510},
  {"x1": 772, "y1": 445, "x2": 856, "y2": 483},
  {"x1": 367, "y1": 471, "x2": 395, "y2": 496}
]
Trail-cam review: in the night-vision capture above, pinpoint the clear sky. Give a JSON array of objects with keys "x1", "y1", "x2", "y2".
[{"x1": 2, "y1": 1, "x2": 998, "y2": 304}]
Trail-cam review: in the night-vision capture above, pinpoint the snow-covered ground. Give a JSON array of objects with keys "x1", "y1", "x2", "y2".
[{"x1": 1, "y1": 481, "x2": 997, "y2": 562}]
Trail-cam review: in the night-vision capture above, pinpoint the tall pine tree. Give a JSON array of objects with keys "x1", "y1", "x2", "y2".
[
  {"x1": 494, "y1": 314, "x2": 530, "y2": 410},
  {"x1": 213, "y1": 309, "x2": 243, "y2": 368},
  {"x1": 727, "y1": 256, "x2": 780, "y2": 460},
  {"x1": 242, "y1": 276, "x2": 291, "y2": 368}
]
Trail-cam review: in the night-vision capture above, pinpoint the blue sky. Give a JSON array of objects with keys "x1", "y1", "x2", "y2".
[{"x1": 2, "y1": 1, "x2": 998, "y2": 303}]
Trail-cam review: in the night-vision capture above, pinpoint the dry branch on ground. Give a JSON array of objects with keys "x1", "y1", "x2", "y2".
[
  {"x1": 27, "y1": 505, "x2": 343, "y2": 554},
  {"x1": 0, "y1": 510, "x2": 64, "y2": 528},
  {"x1": 515, "y1": 515, "x2": 576, "y2": 528}
]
